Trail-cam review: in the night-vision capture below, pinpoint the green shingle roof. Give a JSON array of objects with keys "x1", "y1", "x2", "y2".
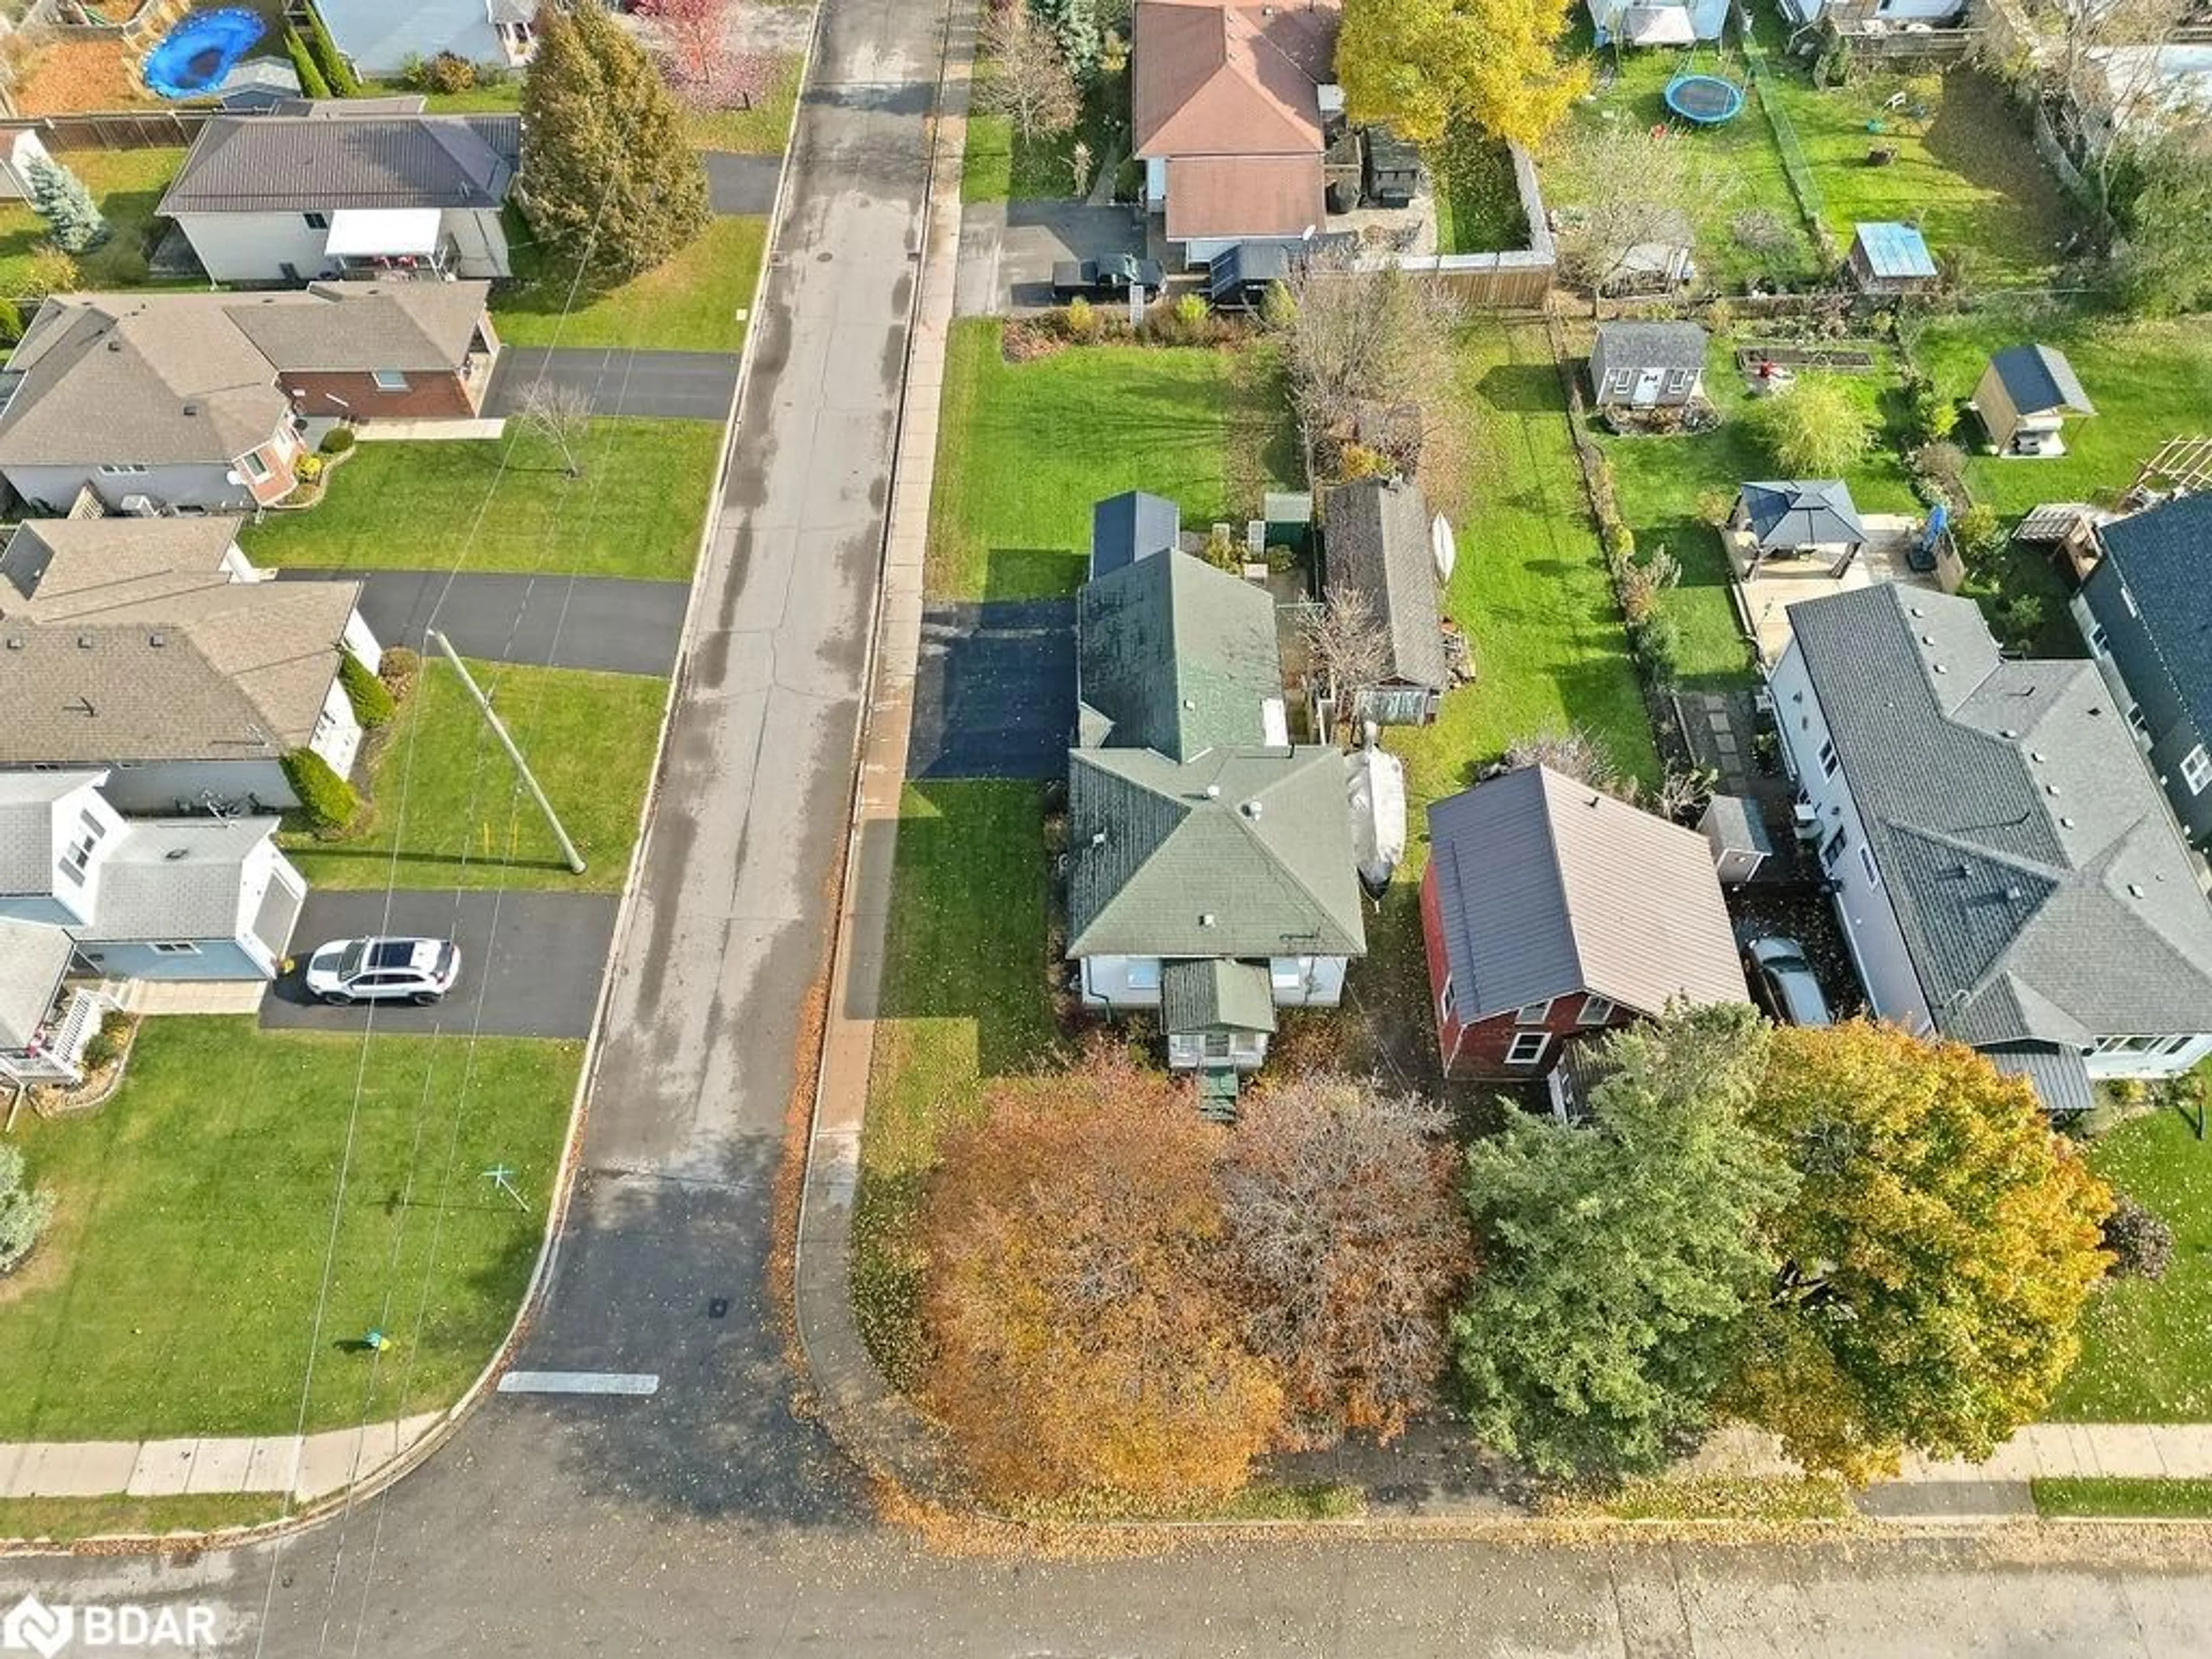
[
  {"x1": 1076, "y1": 550, "x2": 1283, "y2": 762},
  {"x1": 1160, "y1": 957, "x2": 1278, "y2": 1035},
  {"x1": 1066, "y1": 744, "x2": 1367, "y2": 959}
]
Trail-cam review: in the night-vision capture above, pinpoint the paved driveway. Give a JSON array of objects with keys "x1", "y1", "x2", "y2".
[
  {"x1": 955, "y1": 200, "x2": 1148, "y2": 317},
  {"x1": 486, "y1": 347, "x2": 741, "y2": 421},
  {"x1": 262, "y1": 889, "x2": 618, "y2": 1038},
  {"x1": 909, "y1": 599, "x2": 1075, "y2": 778},
  {"x1": 281, "y1": 569, "x2": 686, "y2": 677},
  {"x1": 704, "y1": 151, "x2": 781, "y2": 214}
]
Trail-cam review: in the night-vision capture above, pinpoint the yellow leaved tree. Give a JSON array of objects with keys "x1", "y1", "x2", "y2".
[{"x1": 1336, "y1": 0, "x2": 1589, "y2": 151}]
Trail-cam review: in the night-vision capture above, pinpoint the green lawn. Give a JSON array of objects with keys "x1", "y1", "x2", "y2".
[
  {"x1": 1908, "y1": 308, "x2": 2212, "y2": 517},
  {"x1": 2033, "y1": 1478, "x2": 2212, "y2": 1518},
  {"x1": 963, "y1": 65, "x2": 1130, "y2": 203},
  {"x1": 1746, "y1": 20, "x2": 2074, "y2": 289},
  {"x1": 2053, "y1": 1107, "x2": 2212, "y2": 1422},
  {"x1": 854, "y1": 780, "x2": 1056, "y2": 1385},
  {"x1": 1431, "y1": 130, "x2": 1527, "y2": 255},
  {"x1": 926, "y1": 321, "x2": 1302, "y2": 600},
  {"x1": 285, "y1": 658, "x2": 665, "y2": 893},
  {"x1": 0, "y1": 1493, "x2": 281, "y2": 1544},
  {"x1": 1391, "y1": 320, "x2": 1660, "y2": 813},
  {"x1": 361, "y1": 80, "x2": 527, "y2": 114},
  {"x1": 494, "y1": 212, "x2": 768, "y2": 353},
  {"x1": 241, "y1": 419, "x2": 721, "y2": 581},
  {"x1": 1547, "y1": 32, "x2": 1818, "y2": 292},
  {"x1": 685, "y1": 54, "x2": 804, "y2": 153},
  {"x1": 1591, "y1": 330, "x2": 1922, "y2": 688},
  {"x1": 0, "y1": 146, "x2": 184, "y2": 298},
  {"x1": 0, "y1": 1018, "x2": 579, "y2": 1441}
]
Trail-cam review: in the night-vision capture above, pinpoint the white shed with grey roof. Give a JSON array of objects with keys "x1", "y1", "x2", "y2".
[{"x1": 1590, "y1": 321, "x2": 1709, "y2": 408}]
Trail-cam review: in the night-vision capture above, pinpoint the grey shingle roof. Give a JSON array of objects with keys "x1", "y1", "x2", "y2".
[
  {"x1": 1787, "y1": 582, "x2": 2212, "y2": 1047},
  {"x1": 1740, "y1": 479, "x2": 1864, "y2": 549},
  {"x1": 1988, "y1": 343, "x2": 2094, "y2": 418},
  {"x1": 1160, "y1": 957, "x2": 1277, "y2": 1034},
  {"x1": 1591, "y1": 321, "x2": 1707, "y2": 380},
  {"x1": 1089, "y1": 490, "x2": 1182, "y2": 579},
  {"x1": 2093, "y1": 493, "x2": 2212, "y2": 739},
  {"x1": 0, "y1": 770, "x2": 105, "y2": 895},
  {"x1": 1324, "y1": 476, "x2": 1448, "y2": 691},
  {"x1": 1077, "y1": 550, "x2": 1283, "y2": 763},
  {"x1": 1426, "y1": 765, "x2": 1748, "y2": 1022},
  {"x1": 0, "y1": 916, "x2": 71, "y2": 1050},
  {"x1": 2, "y1": 518, "x2": 248, "y2": 609},
  {"x1": 1066, "y1": 744, "x2": 1366, "y2": 959},
  {"x1": 160, "y1": 111, "x2": 519, "y2": 214},
  {"x1": 73, "y1": 816, "x2": 281, "y2": 942},
  {"x1": 0, "y1": 285, "x2": 490, "y2": 468}
]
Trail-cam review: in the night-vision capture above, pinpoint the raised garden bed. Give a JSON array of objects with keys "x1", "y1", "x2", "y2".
[{"x1": 1734, "y1": 344, "x2": 1876, "y2": 372}]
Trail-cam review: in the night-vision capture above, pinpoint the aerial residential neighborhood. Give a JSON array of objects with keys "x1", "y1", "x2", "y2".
[{"x1": 1, "y1": 0, "x2": 2211, "y2": 1649}]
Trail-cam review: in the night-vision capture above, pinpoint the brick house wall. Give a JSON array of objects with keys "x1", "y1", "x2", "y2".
[
  {"x1": 1421, "y1": 861, "x2": 1636, "y2": 1081},
  {"x1": 281, "y1": 369, "x2": 482, "y2": 422}
]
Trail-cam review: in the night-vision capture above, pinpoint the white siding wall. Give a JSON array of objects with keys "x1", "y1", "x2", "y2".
[
  {"x1": 42, "y1": 780, "x2": 123, "y2": 929},
  {"x1": 2, "y1": 462, "x2": 252, "y2": 514},
  {"x1": 1144, "y1": 155, "x2": 1168, "y2": 210},
  {"x1": 316, "y1": 0, "x2": 508, "y2": 74},
  {"x1": 312, "y1": 678, "x2": 366, "y2": 781},
  {"x1": 342, "y1": 608, "x2": 383, "y2": 675},
  {"x1": 2086, "y1": 1037, "x2": 2212, "y2": 1082},
  {"x1": 441, "y1": 207, "x2": 511, "y2": 278},
  {"x1": 1770, "y1": 644, "x2": 1934, "y2": 1033},
  {"x1": 174, "y1": 211, "x2": 332, "y2": 282},
  {"x1": 1080, "y1": 955, "x2": 1163, "y2": 1009}
]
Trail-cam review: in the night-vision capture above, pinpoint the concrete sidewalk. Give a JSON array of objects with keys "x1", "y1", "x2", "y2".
[{"x1": 0, "y1": 1415, "x2": 440, "y2": 1507}]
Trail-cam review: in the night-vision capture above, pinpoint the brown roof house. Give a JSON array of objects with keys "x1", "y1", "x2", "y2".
[
  {"x1": 0, "y1": 517, "x2": 383, "y2": 815},
  {"x1": 160, "y1": 103, "x2": 521, "y2": 282},
  {"x1": 0, "y1": 282, "x2": 499, "y2": 514},
  {"x1": 1132, "y1": 0, "x2": 1342, "y2": 264},
  {"x1": 1419, "y1": 765, "x2": 1749, "y2": 1088}
]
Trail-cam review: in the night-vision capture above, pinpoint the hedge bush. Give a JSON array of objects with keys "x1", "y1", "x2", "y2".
[
  {"x1": 285, "y1": 28, "x2": 332, "y2": 99},
  {"x1": 422, "y1": 52, "x2": 477, "y2": 94},
  {"x1": 320, "y1": 425, "x2": 357, "y2": 455},
  {"x1": 282, "y1": 747, "x2": 361, "y2": 839},
  {"x1": 302, "y1": 6, "x2": 362, "y2": 96},
  {"x1": 339, "y1": 649, "x2": 396, "y2": 729}
]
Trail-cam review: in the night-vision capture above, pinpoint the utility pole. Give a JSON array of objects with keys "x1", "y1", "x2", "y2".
[{"x1": 426, "y1": 630, "x2": 586, "y2": 875}]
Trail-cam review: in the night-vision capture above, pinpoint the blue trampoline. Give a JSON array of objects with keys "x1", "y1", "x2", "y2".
[
  {"x1": 1664, "y1": 72, "x2": 1746, "y2": 125},
  {"x1": 142, "y1": 7, "x2": 268, "y2": 100}
]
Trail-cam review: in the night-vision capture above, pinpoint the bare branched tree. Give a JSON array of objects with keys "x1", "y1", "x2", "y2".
[
  {"x1": 1217, "y1": 1075, "x2": 1473, "y2": 1450},
  {"x1": 518, "y1": 382, "x2": 594, "y2": 478},
  {"x1": 1503, "y1": 725, "x2": 1633, "y2": 800},
  {"x1": 2028, "y1": 0, "x2": 2193, "y2": 215},
  {"x1": 976, "y1": 2, "x2": 1080, "y2": 143},
  {"x1": 1299, "y1": 584, "x2": 1393, "y2": 732},
  {"x1": 1555, "y1": 123, "x2": 1737, "y2": 311},
  {"x1": 1271, "y1": 252, "x2": 1463, "y2": 447}
]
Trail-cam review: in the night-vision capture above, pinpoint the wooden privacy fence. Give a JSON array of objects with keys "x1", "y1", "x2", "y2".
[{"x1": 0, "y1": 108, "x2": 219, "y2": 149}]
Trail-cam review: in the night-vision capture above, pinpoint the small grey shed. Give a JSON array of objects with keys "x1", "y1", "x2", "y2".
[
  {"x1": 1699, "y1": 794, "x2": 1773, "y2": 884},
  {"x1": 1590, "y1": 321, "x2": 1708, "y2": 408}
]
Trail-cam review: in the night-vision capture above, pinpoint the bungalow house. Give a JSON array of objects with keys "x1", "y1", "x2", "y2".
[
  {"x1": 1847, "y1": 221, "x2": 1938, "y2": 295},
  {"x1": 1089, "y1": 489, "x2": 1185, "y2": 579},
  {"x1": 1132, "y1": 0, "x2": 1340, "y2": 266},
  {"x1": 1772, "y1": 582, "x2": 2212, "y2": 1112},
  {"x1": 1732, "y1": 479, "x2": 1865, "y2": 576},
  {"x1": 0, "y1": 517, "x2": 380, "y2": 814},
  {"x1": 1066, "y1": 541, "x2": 1366, "y2": 1084},
  {"x1": 1589, "y1": 320, "x2": 1708, "y2": 409},
  {"x1": 1321, "y1": 475, "x2": 1447, "y2": 726},
  {"x1": 0, "y1": 283, "x2": 499, "y2": 513},
  {"x1": 1420, "y1": 764, "x2": 1749, "y2": 1084},
  {"x1": 1972, "y1": 344, "x2": 2095, "y2": 459},
  {"x1": 2072, "y1": 493, "x2": 2212, "y2": 846},
  {"x1": 159, "y1": 102, "x2": 521, "y2": 282},
  {"x1": 0, "y1": 771, "x2": 305, "y2": 987},
  {"x1": 313, "y1": 0, "x2": 541, "y2": 78}
]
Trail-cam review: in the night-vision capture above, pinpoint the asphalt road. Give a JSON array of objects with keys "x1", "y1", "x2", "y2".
[
  {"x1": 262, "y1": 889, "x2": 617, "y2": 1039},
  {"x1": 279, "y1": 569, "x2": 687, "y2": 677},
  {"x1": 9, "y1": 1, "x2": 2211, "y2": 1652},
  {"x1": 909, "y1": 598, "x2": 1075, "y2": 778},
  {"x1": 485, "y1": 347, "x2": 742, "y2": 421}
]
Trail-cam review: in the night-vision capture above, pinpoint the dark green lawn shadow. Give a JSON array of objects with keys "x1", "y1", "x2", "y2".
[
  {"x1": 985, "y1": 546, "x2": 1084, "y2": 600},
  {"x1": 1475, "y1": 361, "x2": 1563, "y2": 415}
]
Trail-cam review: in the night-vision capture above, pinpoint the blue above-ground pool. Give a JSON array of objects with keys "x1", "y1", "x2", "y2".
[
  {"x1": 1664, "y1": 72, "x2": 1747, "y2": 126},
  {"x1": 142, "y1": 7, "x2": 268, "y2": 100}
]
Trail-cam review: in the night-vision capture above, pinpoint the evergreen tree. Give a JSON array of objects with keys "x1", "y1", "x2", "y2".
[
  {"x1": 520, "y1": 0, "x2": 710, "y2": 285},
  {"x1": 1028, "y1": 0, "x2": 1102, "y2": 78},
  {"x1": 25, "y1": 156, "x2": 109, "y2": 256}
]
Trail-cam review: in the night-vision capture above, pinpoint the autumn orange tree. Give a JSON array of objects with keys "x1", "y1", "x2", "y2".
[
  {"x1": 1733, "y1": 1022, "x2": 2114, "y2": 1484},
  {"x1": 919, "y1": 1047, "x2": 1282, "y2": 1507},
  {"x1": 1217, "y1": 1075, "x2": 1474, "y2": 1449}
]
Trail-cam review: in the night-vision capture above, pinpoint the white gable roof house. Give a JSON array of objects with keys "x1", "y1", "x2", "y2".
[{"x1": 159, "y1": 101, "x2": 521, "y2": 282}]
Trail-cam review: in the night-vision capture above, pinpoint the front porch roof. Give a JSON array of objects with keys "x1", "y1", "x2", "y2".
[
  {"x1": 0, "y1": 917, "x2": 73, "y2": 1050},
  {"x1": 1161, "y1": 958, "x2": 1278, "y2": 1036}
]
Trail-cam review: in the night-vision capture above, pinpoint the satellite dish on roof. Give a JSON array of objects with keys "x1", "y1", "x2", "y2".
[{"x1": 1431, "y1": 513, "x2": 1457, "y2": 582}]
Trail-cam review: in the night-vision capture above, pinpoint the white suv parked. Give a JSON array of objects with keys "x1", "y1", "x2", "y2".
[{"x1": 303, "y1": 937, "x2": 461, "y2": 1006}]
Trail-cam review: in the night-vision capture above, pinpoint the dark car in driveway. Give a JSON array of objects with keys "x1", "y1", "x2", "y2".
[
  {"x1": 1050, "y1": 254, "x2": 1165, "y2": 301},
  {"x1": 1744, "y1": 935, "x2": 1834, "y2": 1027}
]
